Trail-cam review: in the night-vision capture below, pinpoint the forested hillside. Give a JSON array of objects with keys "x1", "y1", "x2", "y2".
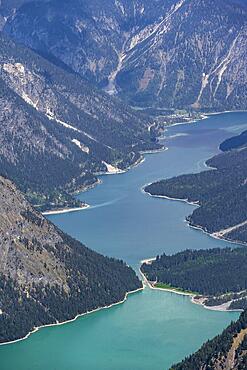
[
  {"x1": 171, "y1": 309, "x2": 247, "y2": 370},
  {"x1": 141, "y1": 249, "x2": 247, "y2": 310},
  {"x1": 0, "y1": 0, "x2": 246, "y2": 211},
  {"x1": 0, "y1": 176, "x2": 142, "y2": 344},
  {"x1": 220, "y1": 129, "x2": 247, "y2": 151},
  {"x1": 145, "y1": 136, "x2": 247, "y2": 244},
  {"x1": 0, "y1": 33, "x2": 160, "y2": 211}
]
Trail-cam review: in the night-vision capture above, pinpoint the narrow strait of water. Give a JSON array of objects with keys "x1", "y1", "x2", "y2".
[{"x1": 1, "y1": 112, "x2": 247, "y2": 370}]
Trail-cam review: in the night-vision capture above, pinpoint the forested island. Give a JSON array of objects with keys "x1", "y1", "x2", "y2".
[
  {"x1": 144, "y1": 131, "x2": 247, "y2": 245},
  {"x1": 141, "y1": 248, "x2": 247, "y2": 310},
  {"x1": 0, "y1": 176, "x2": 142, "y2": 344}
]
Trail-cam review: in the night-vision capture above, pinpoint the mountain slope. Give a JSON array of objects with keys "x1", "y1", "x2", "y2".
[
  {"x1": 117, "y1": 0, "x2": 247, "y2": 109},
  {"x1": 0, "y1": 175, "x2": 142, "y2": 343},
  {"x1": 171, "y1": 309, "x2": 247, "y2": 370},
  {"x1": 0, "y1": 76, "x2": 87, "y2": 210},
  {"x1": 3, "y1": 0, "x2": 247, "y2": 110},
  {"x1": 220, "y1": 129, "x2": 247, "y2": 151},
  {"x1": 0, "y1": 0, "x2": 30, "y2": 29},
  {"x1": 144, "y1": 134, "x2": 247, "y2": 245},
  {"x1": 0, "y1": 33, "x2": 159, "y2": 211}
]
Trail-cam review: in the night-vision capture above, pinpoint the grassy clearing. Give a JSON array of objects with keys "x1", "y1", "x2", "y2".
[{"x1": 154, "y1": 282, "x2": 198, "y2": 295}]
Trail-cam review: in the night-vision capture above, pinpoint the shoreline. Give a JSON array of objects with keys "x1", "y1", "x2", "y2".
[
  {"x1": 0, "y1": 285, "x2": 144, "y2": 347},
  {"x1": 143, "y1": 181, "x2": 247, "y2": 249},
  {"x1": 145, "y1": 189, "x2": 247, "y2": 248},
  {"x1": 139, "y1": 262, "x2": 196, "y2": 298},
  {"x1": 73, "y1": 178, "x2": 102, "y2": 195},
  {"x1": 187, "y1": 222, "x2": 247, "y2": 248},
  {"x1": 42, "y1": 156, "x2": 145, "y2": 216},
  {"x1": 162, "y1": 109, "x2": 247, "y2": 129},
  {"x1": 140, "y1": 146, "x2": 168, "y2": 155},
  {"x1": 160, "y1": 108, "x2": 246, "y2": 128},
  {"x1": 42, "y1": 147, "x2": 167, "y2": 216},
  {"x1": 42, "y1": 204, "x2": 90, "y2": 216},
  {"x1": 27, "y1": 109, "x2": 245, "y2": 346},
  {"x1": 165, "y1": 114, "x2": 208, "y2": 127},
  {"x1": 41, "y1": 109, "x2": 246, "y2": 215},
  {"x1": 140, "y1": 259, "x2": 243, "y2": 312},
  {"x1": 191, "y1": 296, "x2": 243, "y2": 313},
  {"x1": 92, "y1": 156, "x2": 146, "y2": 182},
  {"x1": 143, "y1": 188, "x2": 200, "y2": 207},
  {"x1": 205, "y1": 109, "x2": 247, "y2": 116}
]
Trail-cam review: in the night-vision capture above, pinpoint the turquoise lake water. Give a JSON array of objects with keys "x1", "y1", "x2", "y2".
[{"x1": 1, "y1": 112, "x2": 247, "y2": 370}]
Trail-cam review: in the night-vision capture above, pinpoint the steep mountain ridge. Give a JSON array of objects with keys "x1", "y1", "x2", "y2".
[
  {"x1": 3, "y1": 0, "x2": 247, "y2": 110},
  {"x1": 0, "y1": 32, "x2": 159, "y2": 211},
  {"x1": 117, "y1": 0, "x2": 247, "y2": 109},
  {"x1": 0, "y1": 75, "x2": 82, "y2": 197},
  {"x1": 0, "y1": 175, "x2": 142, "y2": 343}
]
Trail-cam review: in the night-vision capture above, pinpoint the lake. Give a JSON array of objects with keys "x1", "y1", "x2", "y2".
[{"x1": 1, "y1": 112, "x2": 247, "y2": 370}]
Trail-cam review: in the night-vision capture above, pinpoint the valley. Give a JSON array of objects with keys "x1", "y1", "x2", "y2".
[
  {"x1": 0, "y1": 112, "x2": 246, "y2": 370},
  {"x1": 0, "y1": 33, "x2": 160, "y2": 212},
  {"x1": 0, "y1": 1, "x2": 246, "y2": 369}
]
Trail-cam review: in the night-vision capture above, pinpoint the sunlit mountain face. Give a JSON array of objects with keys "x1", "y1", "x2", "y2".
[{"x1": 2, "y1": 0, "x2": 246, "y2": 110}]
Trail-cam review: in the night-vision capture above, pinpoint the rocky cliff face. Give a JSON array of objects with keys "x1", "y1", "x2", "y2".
[
  {"x1": 0, "y1": 175, "x2": 142, "y2": 343},
  {"x1": 117, "y1": 0, "x2": 247, "y2": 110},
  {"x1": 3, "y1": 0, "x2": 246, "y2": 110}
]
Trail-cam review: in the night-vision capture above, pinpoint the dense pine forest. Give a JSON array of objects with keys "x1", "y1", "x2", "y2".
[
  {"x1": 0, "y1": 235, "x2": 142, "y2": 344},
  {"x1": 0, "y1": 33, "x2": 160, "y2": 212},
  {"x1": 142, "y1": 128, "x2": 247, "y2": 367},
  {"x1": 0, "y1": 176, "x2": 142, "y2": 343},
  {"x1": 141, "y1": 248, "x2": 247, "y2": 297},
  {"x1": 144, "y1": 133, "x2": 247, "y2": 244},
  {"x1": 220, "y1": 129, "x2": 247, "y2": 151}
]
